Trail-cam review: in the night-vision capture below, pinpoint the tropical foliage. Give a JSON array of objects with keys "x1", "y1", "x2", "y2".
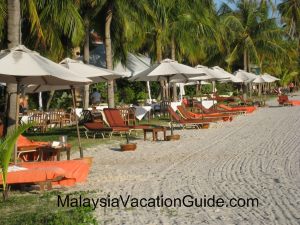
[
  {"x1": 0, "y1": 123, "x2": 33, "y2": 200},
  {"x1": 0, "y1": 0, "x2": 299, "y2": 107}
]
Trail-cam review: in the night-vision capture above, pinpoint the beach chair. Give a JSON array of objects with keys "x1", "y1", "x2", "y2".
[
  {"x1": 217, "y1": 104, "x2": 256, "y2": 114},
  {"x1": 238, "y1": 96, "x2": 254, "y2": 106},
  {"x1": 177, "y1": 106, "x2": 233, "y2": 122},
  {"x1": 17, "y1": 135, "x2": 71, "y2": 162},
  {"x1": 167, "y1": 106, "x2": 212, "y2": 129},
  {"x1": 277, "y1": 95, "x2": 293, "y2": 106},
  {"x1": 103, "y1": 109, "x2": 152, "y2": 136},
  {"x1": 83, "y1": 122, "x2": 113, "y2": 139},
  {"x1": 17, "y1": 135, "x2": 49, "y2": 161},
  {"x1": 194, "y1": 102, "x2": 241, "y2": 115},
  {"x1": 1, "y1": 159, "x2": 91, "y2": 190},
  {"x1": 28, "y1": 112, "x2": 48, "y2": 133},
  {"x1": 210, "y1": 93, "x2": 235, "y2": 102},
  {"x1": 118, "y1": 107, "x2": 137, "y2": 125}
]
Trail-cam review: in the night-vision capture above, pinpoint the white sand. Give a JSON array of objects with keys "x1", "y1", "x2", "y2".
[{"x1": 72, "y1": 95, "x2": 300, "y2": 225}]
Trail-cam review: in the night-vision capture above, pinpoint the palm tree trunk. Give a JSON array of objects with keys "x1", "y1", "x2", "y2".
[
  {"x1": 105, "y1": 4, "x2": 114, "y2": 108},
  {"x1": 156, "y1": 31, "x2": 166, "y2": 100},
  {"x1": 243, "y1": 49, "x2": 248, "y2": 99},
  {"x1": 83, "y1": 17, "x2": 90, "y2": 110},
  {"x1": 6, "y1": 0, "x2": 21, "y2": 134},
  {"x1": 171, "y1": 37, "x2": 177, "y2": 101},
  {"x1": 46, "y1": 90, "x2": 55, "y2": 111},
  {"x1": 243, "y1": 49, "x2": 247, "y2": 71}
]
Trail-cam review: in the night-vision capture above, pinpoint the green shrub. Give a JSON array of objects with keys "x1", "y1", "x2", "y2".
[
  {"x1": 0, "y1": 191, "x2": 98, "y2": 225},
  {"x1": 1, "y1": 206, "x2": 97, "y2": 225}
]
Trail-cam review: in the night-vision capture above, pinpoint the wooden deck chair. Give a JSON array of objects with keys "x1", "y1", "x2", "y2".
[
  {"x1": 193, "y1": 102, "x2": 241, "y2": 115},
  {"x1": 103, "y1": 108, "x2": 152, "y2": 136},
  {"x1": 177, "y1": 106, "x2": 233, "y2": 122},
  {"x1": 167, "y1": 106, "x2": 212, "y2": 129},
  {"x1": 218, "y1": 104, "x2": 256, "y2": 114},
  {"x1": 83, "y1": 122, "x2": 113, "y2": 139}
]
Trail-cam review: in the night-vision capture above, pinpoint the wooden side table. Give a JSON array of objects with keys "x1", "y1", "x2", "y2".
[
  {"x1": 143, "y1": 127, "x2": 167, "y2": 141},
  {"x1": 38, "y1": 144, "x2": 71, "y2": 161}
]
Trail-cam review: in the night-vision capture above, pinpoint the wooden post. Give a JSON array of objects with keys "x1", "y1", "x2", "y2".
[{"x1": 71, "y1": 87, "x2": 83, "y2": 158}]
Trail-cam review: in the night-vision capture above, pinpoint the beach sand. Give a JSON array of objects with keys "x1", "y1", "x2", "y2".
[{"x1": 72, "y1": 95, "x2": 300, "y2": 225}]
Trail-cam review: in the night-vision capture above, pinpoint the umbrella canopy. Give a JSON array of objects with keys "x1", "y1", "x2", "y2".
[
  {"x1": 25, "y1": 58, "x2": 126, "y2": 93},
  {"x1": 190, "y1": 65, "x2": 232, "y2": 81},
  {"x1": 60, "y1": 58, "x2": 124, "y2": 82},
  {"x1": 0, "y1": 45, "x2": 91, "y2": 85},
  {"x1": 234, "y1": 70, "x2": 257, "y2": 83},
  {"x1": 129, "y1": 59, "x2": 204, "y2": 82},
  {"x1": 253, "y1": 76, "x2": 266, "y2": 83},
  {"x1": 261, "y1": 73, "x2": 280, "y2": 82}
]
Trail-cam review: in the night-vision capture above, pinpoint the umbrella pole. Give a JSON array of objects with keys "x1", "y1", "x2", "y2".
[
  {"x1": 71, "y1": 87, "x2": 83, "y2": 158},
  {"x1": 13, "y1": 79, "x2": 20, "y2": 164}
]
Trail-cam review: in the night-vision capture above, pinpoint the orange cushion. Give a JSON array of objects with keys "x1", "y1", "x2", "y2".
[
  {"x1": 0, "y1": 167, "x2": 65, "y2": 184},
  {"x1": 17, "y1": 135, "x2": 48, "y2": 148},
  {"x1": 20, "y1": 160, "x2": 91, "y2": 186}
]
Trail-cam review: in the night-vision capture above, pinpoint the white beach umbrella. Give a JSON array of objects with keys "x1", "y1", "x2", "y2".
[
  {"x1": 235, "y1": 70, "x2": 257, "y2": 83},
  {"x1": 190, "y1": 65, "x2": 235, "y2": 82},
  {"x1": 253, "y1": 76, "x2": 266, "y2": 96},
  {"x1": 0, "y1": 45, "x2": 92, "y2": 161},
  {"x1": 261, "y1": 73, "x2": 280, "y2": 82},
  {"x1": 25, "y1": 58, "x2": 126, "y2": 93},
  {"x1": 253, "y1": 76, "x2": 266, "y2": 84},
  {"x1": 0, "y1": 46, "x2": 91, "y2": 84},
  {"x1": 130, "y1": 59, "x2": 203, "y2": 82},
  {"x1": 211, "y1": 66, "x2": 234, "y2": 80},
  {"x1": 60, "y1": 58, "x2": 124, "y2": 82}
]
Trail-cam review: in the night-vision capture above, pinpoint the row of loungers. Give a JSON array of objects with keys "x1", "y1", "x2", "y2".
[
  {"x1": 9, "y1": 103, "x2": 257, "y2": 190},
  {"x1": 83, "y1": 104, "x2": 257, "y2": 136}
]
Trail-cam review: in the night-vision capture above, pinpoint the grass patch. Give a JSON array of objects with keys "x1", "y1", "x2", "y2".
[
  {"x1": 0, "y1": 190, "x2": 98, "y2": 225},
  {"x1": 23, "y1": 117, "x2": 170, "y2": 151}
]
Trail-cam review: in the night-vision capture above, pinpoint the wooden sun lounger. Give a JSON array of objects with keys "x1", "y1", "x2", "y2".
[
  {"x1": 194, "y1": 102, "x2": 241, "y2": 115},
  {"x1": 277, "y1": 95, "x2": 299, "y2": 106},
  {"x1": 177, "y1": 106, "x2": 233, "y2": 122},
  {"x1": 218, "y1": 104, "x2": 256, "y2": 113},
  {"x1": 83, "y1": 122, "x2": 114, "y2": 139},
  {"x1": 167, "y1": 106, "x2": 212, "y2": 129},
  {"x1": 103, "y1": 108, "x2": 152, "y2": 134}
]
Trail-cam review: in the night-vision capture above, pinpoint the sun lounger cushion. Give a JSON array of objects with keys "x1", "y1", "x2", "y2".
[
  {"x1": 290, "y1": 100, "x2": 300, "y2": 106},
  {"x1": 0, "y1": 166, "x2": 65, "y2": 185},
  {"x1": 20, "y1": 160, "x2": 91, "y2": 186},
  {"x1": 218, "y1": 104, "x2": 256, "y2": 113},
  {"x1": 17, "y1": 135, "x2": 48, "y2": 148},
  {"x1": 84, "y1": 122, "x2": 113, "y2": 132}
]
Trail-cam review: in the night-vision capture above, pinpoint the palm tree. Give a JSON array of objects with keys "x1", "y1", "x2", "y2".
[
  {"x1": 221, "y1": 0, "x2": 286, "y2": 72},
  {"x1": 278, "y1": 0, "x2": 300, "y2": 40},
  {"x1": 21, "y1": 0, "x2": 85, "y2": 61},
  {"x1": 97, "y1": 0, "x2": 146, "y2": 107},
  {"x1": 4, "y1": 1, "x2": 86, "y2": 131},
  {"x1": 278, "y1": 0, "x2": 300, "y2": 75},
  {"x1": 78, "y1": 0, "x2": 105, "y2": 109},
  {"x1": 6, "y1": 0, "x2": 20, "y2": 133}
]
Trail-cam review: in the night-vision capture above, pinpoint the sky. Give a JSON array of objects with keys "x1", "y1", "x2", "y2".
[{"x1": 214, "y1": 0, "x2": 282, "y2": 21}]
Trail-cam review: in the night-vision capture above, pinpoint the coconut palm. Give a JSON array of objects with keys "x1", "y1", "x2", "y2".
[
  {"x1": 278, "y1": 0, "x2": 300, "y2": 76},
  {"x1": 6, "y1": 0, "x2": 20, "y2": 133},
  {"x1": 278, "y1": 0, "x2": 300, "y2": 40},
  {"x1": 4, "y1": 0, "x2": 86, "y2": 131},
  {"x1": 221, "y1": 0, "x2": 286, "y2": 72}
]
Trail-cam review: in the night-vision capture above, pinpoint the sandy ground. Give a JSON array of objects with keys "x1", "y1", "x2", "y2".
[{"x1": 72, "y1": 95, "x2": 300, "y2": 225}]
